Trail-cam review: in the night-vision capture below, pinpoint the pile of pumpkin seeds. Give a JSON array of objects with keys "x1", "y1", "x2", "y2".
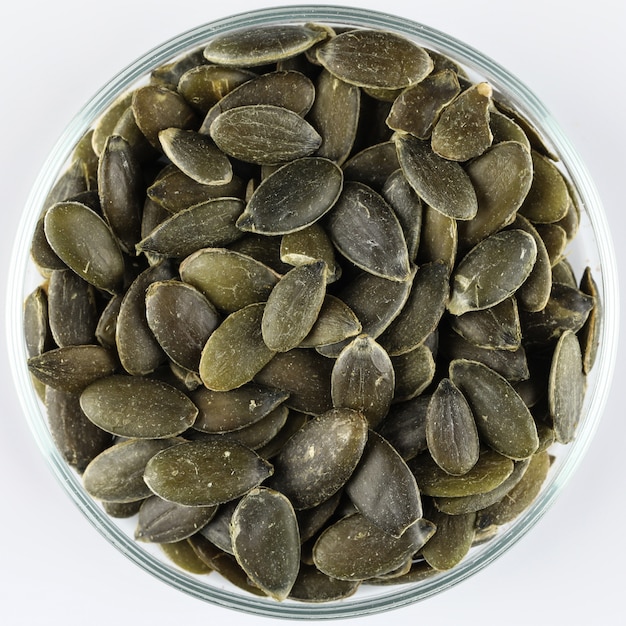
[{"x1": 24, "y1": 22, "x2": 602, "y2": 603}]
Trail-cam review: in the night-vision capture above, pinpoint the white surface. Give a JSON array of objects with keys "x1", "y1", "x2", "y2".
[{"x1": 1, "y1": 1, "x2": 624, "y2": 624}]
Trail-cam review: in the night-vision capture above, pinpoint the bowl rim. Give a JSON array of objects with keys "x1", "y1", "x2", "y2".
[{"x1": 7, "y1": 4, "x2": 620, "y2": 619}]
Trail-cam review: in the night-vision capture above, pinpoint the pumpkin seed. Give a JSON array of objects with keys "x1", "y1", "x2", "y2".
[
  {"x1": 23, "y1": 286, "x2": 51, "y2": 358},
  {"x1": 210, "y1": 104, "x2": 322, "y2": 165},
  {"x1": 199, "y1": 303, "x2": 275, "y2": 392},
  {"x1": 231, "y1": 233, "x2": 292, "y2": 275},
  {"x1": 417, "y1": 201, "x2": 458, "y2": 269},
  {"x1": 450, "y1": 359, "x2": 539, "y2": 460},
  {"x1": 231, "y1": 487, "x2": 300, "y2": 601},
  {"x1": 552, "y1": 258, "x2": 578, "y2": 288},
  {"x1": 150, "y1": 47, "x2": 206, "y2": 88},
  {"x1": 103, "y1": 500, "x2": 144, "y2": 519},
  {"x1": 390, "y1": 345, "x2": 436, "y2": 402},
  {"x1": 376, "y1": 396, "x2": 429, "y2": 462},
  {"x1": 288, "y1": 563, "x2": 360, "y2": 603},
  {"x1": 535, "y1": 223, "x2": 568, "y2": 266},
  {"x1": 268, "y1": 407, "x2": 368, "y2": 509},
  {"x1": 80, "y1": 375, "x2": 198, "y2": 438},
  {"x1": 144, "y1": 439, "x2": 273, "y2": 506},
  {"x1": 203, "y1": 24, "x2": 328, "y2": 67},
  {"x1": 161, "y1": 540, "x2": 213, "y2": 575},
  {"x1": 579, "y1": 266, "x2": 601, "y2": 374},
  {"x1": 297, "y1": 490, "x2": 343, "y2": 544},
  {"x1": 489, "y1": 109, "x2": 531, "y2": 151},
  {"x1": 448, "y1": 229, "x2": 537, "y2": 316},
  {"x1": 326, "y1": 181, "x2": 411, "y2": 282},
  {"x1": 237, "y1": 157, "x2": 343, "y2": 235},
  {"x1": 299, "y1": 295, "x2": 361, "y2": 348},
  {"x1": 343, "y1": 141, "x2": 400, "y2": 190},
  {"x1": 95, "y1": 294, "x2": 122, "y2": 349},
  {"x1": 421, "y1": 509, "x2": 476, "y2": 570},
  {"x1": 331, "y1": 335, "x2": 395, "y2": 428},
  {"x1": 316, "y1": 29, "x2": 433, "y2": 90},
  {"x1": 92, "y1": 91, "x2": 134, "y2": 156},
  {"x1": 426, "y1": 378, "x2": 480, "y2": 476},
  {"x1": 43, "y1": 201, "x2": 125, "y2": 294},
  {"x1": 199, "y1": 498, "x2": 239, "y2": 554}
]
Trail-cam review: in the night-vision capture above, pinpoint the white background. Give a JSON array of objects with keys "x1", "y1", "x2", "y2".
[{"x1": 1, "y1": 1, "x2": 624, "y2": 624}]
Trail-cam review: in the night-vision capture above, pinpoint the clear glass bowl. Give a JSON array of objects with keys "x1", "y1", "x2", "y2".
[{"x1": 7, "y1": 4, "x2": 619, "y2": 620}]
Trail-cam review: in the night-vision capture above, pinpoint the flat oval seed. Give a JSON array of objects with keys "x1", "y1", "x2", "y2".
[
  {"x1": 431, "y1": 82, "x2": 493, "y2": 161},
  {"x1": 146, "y1": 280, "x2": 221, "y2": 372},
  {"x1": 231, "y1": 488, "x2": 300, "y2": 601},
  {"x1": 137, "y1": 197, "x2": 245, "y2": 258},
  {"x1": 44, "y1": 202, "x2": 125, "y2": 294},
  {"x1": 203, "y1": 24, "x2": 328, "y2": 67},
  {"x1": 377, "y1": 396, "x2": 429, "y2": 462},
  {"x1": 180, "y1": 248, "x2": 279, "y2": 314},
  {"x1": 199, "y1": 303, "x2": 276, "y2": 392},
  {"x1": 448, "y1": 229, "x2": 537, "y2": 316},
  {"x1": 342, "y1": 141, "x2": 400, "y2": 191},
  {"x1": 289, "y1": 564, "x2": 360, "y2": 603},
  {"x1": 300, "y1": 295, "x2": 361, "y2": 348},
  {"x1": 91, "y1": 91, "x2": 134, "y2": 156},
  {"x1": 579, "y1": 266, "x2": 602, "y2": 374},
  {"x1": 396, "y1": 135, "x2": 478, "y2": 220},
  {"x1": 316, "y1": 29, "x2": 434, "y2": 90},
  {"x1": 549, "y1": 329, "x2": 586, "y2": 444},
  {"x1": 269, "y1": 407, "x2": 368, "y2": 509},
  {"x1": 331, "y1": 335, "x2": 395, "y2": 429},
  {"x1": 312, "y1": 514, "x2": 435, "y2": 581},
  {"x1": 490, "y1": 109, "x2": 531, "y2": 151},
  {"x1": 262, "y1": 261, "x2": 327, "y2": 352},
  {"x1": 210, "y1": 105, "x2": 322, "y2": 165},
  {"x1": 417, "y1": 203, "x2": 458, "y2": 269},
  {"x1": 326, "y1": 181, "x2": 411, "y2": 281},
  {"x1": 346, "y1": 431, "x2": 422, "y2": 537},
  {"x1": 160, "y1": 541, "x2": 213, "y2": 575},
  {"x1": 421, "y1": 510, "x2": 476, "y2": 570},
  {"x1": 80, "y1": 375, "x2": 198, "y2": 438},
  {"x1": 391, "y1": 345, "x2": 436, "y2": 402},
  {"x1": 83, "y1": 438, "x2": 181, "y2": 502},
  {"x1": 238, "y1": 158, "x2": 343, "y2": 235},
  {"x1": 450, "y1": 359, "x2": 539, "y2": 460},
  {"x1": 158, "y1": 128, "x2": 233, "y2": 186},
  {"x1": 144, "y1": 439, "x2": 273, "y2": 506},
  {"x1": 135, "y1": 496, "x2": 217, "y2": 543},
  {"x1": 23, "y1": 286, "x2": 51, "y2": 358}
]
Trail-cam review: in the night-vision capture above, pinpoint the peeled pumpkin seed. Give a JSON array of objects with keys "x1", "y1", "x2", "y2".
[
  {"x1": 238, "y1": 157, "x2": 343, "y2": 235},
  {"x1": 232, "y1": 233, "x2": 292, "y2": 275},
  {"x1": 160, "y1": 540, "x2": 213, "y2": 575},
  {"x1": 209, "y1": 104, "x2": 322, "y2": 165},
  {"x1": 421, "y1": 510, "x2": 476, "y2": 570},
  {"x1": 135, "y1": 495, "x2": 217, "y2": 543},
  {"x1": 43, "y1": 201, "x2": 125, "y2": 294},
  {"x1": 489, "y1": 109, "x2": 531, "y2": 151},
  {"x1": 269, "y1": 407, "x2": 368, "y2": 509},
  {"x1": 346, "y1": 431, "x2": 422, "y2": 537},
  {"x1": 535, "y1": 223, "x2": 568, "y2": 266},
  {"x1": 92, "y1": 91, "x2": 134, "y2": 156},
  {"x1": 203, "y1": 24, "x2": 328, "y2": 67},
  {"x1": 297, "y1": 490, "x2": 343, "y2": 543},
  {"x1": 231, "y1": 487, "x2": 300, "y2": 601},
  {"x1": 390, "y1": 345, "x2": 436, "y2": 402},
  {"x1": 579, "y1": 266, "x2": 601, "y2": 374},
  {"x1": 23, "y1": 286, "x2": 51, "y2": 358},
  {"x1": 144, "y1": 439, "x2": 273, "y2": 506},
  {"x1": 80, "y1": 375, "x2": 198, "y2": 439},
  {"x1": 448, "y1": 229, "x2": 537, "y2": 316},
  {"x1": 552, "y1": 259, "x2": 578, "y2": 288},
  {"x1": 95, "y1": 294, "x2": 122, "y2": 349},
  {"x1": 288, "y1": 563, "x2": 360, "y2": 603},
  {"x1": 103, "y1": 500, "x2": 143, "y2": 519},
  {"x1": 312, "y1": 514, "x2": 436, "y2": 581},
  {"x1": 417, "y1": 202, "x2": 458, "y2": 269},
  {"x1": 299, "y1": 295, "x2": 361, "y2": 348},
  {"x1": 342, "y1": 141, "x2": 400, "y2": 190},
  {"x1": 450, "y1": 359, "x2": 539, "y2": 460},
  {"x1": 199, "y1": 498, "x2": 239, "y2": 554},
  {"x1": 150, "y1": 47, "x2": 206, "y2": 88},
  {"x1": 315, "y1": 29, "x2": 433, "y2": 90}
]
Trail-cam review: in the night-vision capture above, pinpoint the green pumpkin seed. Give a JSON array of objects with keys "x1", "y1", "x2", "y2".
[
  {"x1": 83, "y1": 438, "x2": 182, "y2": 502},
  {"x1": 255, "y1": 349, "x2": 333, "y2": 415},
  {"x1": 150, "y1": 47, "x2": 206, "y2": 88},
  {"x1": 30, "y1": 214, "x2": 66, "y2": 275},
  {"x1": 144, "y1": 439, "x2": 273, "y2": 506},
  {"x1": 135, "y1": 495, "x2": 217, "y2": 543},
  {"x1": 237, "y1": 157, "x2": 343, "y2": 235},
  {"x1": 23, "y1": 286, "x2": 51, "y2": 358},
  {"x1": 95, "y1": 294, "x2": 122, "y2": 349},
  {"x1": 326, "y1": 181, "x2": 411, "y2": 282},
  {"x1": 199, "y1": 498, "x2": 239, "y2": 554},
  {"x1": 448, "y1": 229, "x2": 537, "y2": 316},
  {"x1": 417, "y1": 202, "x2": 458, "y2": 269},
  {"x1": 158, "y1": 128, "x2": 232, "y2": 186},
  {"x1": 231, "y1": 233, "x2": 292, "y2": 275},
  {"x1": 269, "y1": 407, "x2": 368, "y2": 509},
  {"x1": 365, "y1": 560, "x2": 437, "y2": 585},
  {"x1": 552, "y1": 259, "x2": 578, "y2": 288},
  {"x1": 426, "y1": 378, "x2": 480, "y2": 476},
  {"x1": 45, "y1": 386, "x2": 113, "y2": 473},
  {"x1": 210, "y1": 104, "x2": 322, "y2": 165},
  {"x1": 421, "y1": 510, "x2": 476, "y2": 570},
  {"x1": 377, "y1": 395, "x2": 429, "y2": 461},
  {"x1": 297, "y1": 490, "x2": 343, "y2": 544},
  {"x1": 458, "y1": 141, "x2": 533, "y2": 250},
  {"x1": 180, "y1": 248, "x2": 279, "y2": 313},
  {"x1": 343, "y1": 141, "x2": 399, "y2": 190},
  {"x1": 390, "y1": 345, "x2": 436, "y2": 402},
  {"x1": 299, "y1": 295, "x2": 361, "y2": 348},
  {"x1": 111, "y1": 105, "x2": 157, "y2": 162},
  {"x1": 346, "y1": 431, "x2": 422, "y2": 537},
  {"x1": 489, "y1": 109, "x2": 531, "y2": 151},
  {"x1": 555, "y1": 194, "x2": 580, "y2": 241},
  {"x1": 519, "y1": 150, "x2": 569, "y2": 223},
  {"x1": 103, "y1": 500, "x2": 144, "y2": 519},
  {"x1": 396, "y1": 134, "x2": 478, "y2": 220},
  {"x1": 47, "y1": 270, "x2": 97, "y2": 347},
  {"x1": 43, "y1": 201, "x2": 125, "y2": 294},
  {"x1": 307, "y1": 69, "x2": 360, "y2": 165},
  {"x1": 231, "y1": 487, "x2": 300, "y2": 601},
  {"x1": 450, "y1": 359, "x2": 539, "y2": 460},
  {"x1": 91, "y1": 91, "x2": 134, "y2": 156},
  {"x1": 431, "y1": 82, "x2": 493, "y2": 161},
  {"x1": 200, "y1": 70, "x2": 316, "y2": 132},
  {"x1": 80, "y1": 375, "x2": 198, "y2": 438},
  {"x1": 535, "y1": 223, "x2": 568, "y2": 266},
  {"x1": 27, "y1": 345, "x2": 117, "y2": 393},
  {"x1": 331, "y1": 335, "x2": 395, "y2": 428},
  {"x1": 137, "y1": 197, "x2": 244, "y2": 258},
  {"x1": 199, "y1": 303, "x2": 275, "y2": 392},
  {"x1": 378, "y1": 261, "x2": 449, "y2": 356},
  {"x1": 203, "y1": 24, "x2": 328, "y2": 67},
  {"x1": 98, "y1": 134, "x2": 144, "y2": 254},
  {"x1": 316, "y1": 29, "x2": 433, "y2": 90},
  {"x1": 579, "y1": 266, "x2": 601, "y2": 373},
  {"x1": 289, "y1": 563, "x2": 360, "y2": 603},
  {"x1": 161, "y1": 540, "x2": 213, "y2": 575},
  {"x1": 549, "y1": 330, "x2": 586, "y2": 444},
  {"x1": 312, "y1": 514, "x2": 436, "y2": 581},
  {"x1": 386, "y1": 69, "x2": 461, "y2": 139},
  {"x1": 410, "y1": 448, "x2": 514, "y2": 497}
]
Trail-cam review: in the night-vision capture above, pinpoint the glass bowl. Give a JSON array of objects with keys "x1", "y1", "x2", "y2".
[{"x1": 7, "y1": 4, "x2": 619, "y2": 620}]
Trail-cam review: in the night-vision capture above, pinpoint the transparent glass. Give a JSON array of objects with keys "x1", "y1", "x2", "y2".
[{"x1": 7, "y1": 5, "x2": 619, "y2": 619}]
